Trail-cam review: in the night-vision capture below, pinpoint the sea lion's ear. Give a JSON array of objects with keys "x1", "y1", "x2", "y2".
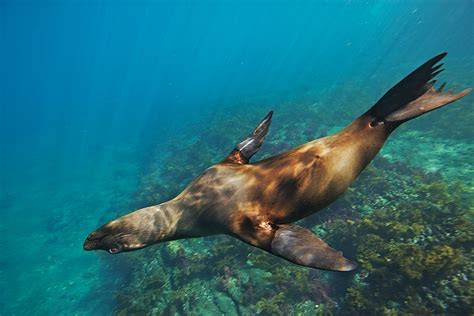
[
  {"x1": 270, "y1": 224, "x2": 357, "y2": 272},
  {"x1": 222, "y1": 111, "x2": 273, "y2": 164}
]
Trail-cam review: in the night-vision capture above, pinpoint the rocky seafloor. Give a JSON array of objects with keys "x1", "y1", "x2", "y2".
[{"x1": 103, "y1": 82, "x2": 473, "y2": 315}]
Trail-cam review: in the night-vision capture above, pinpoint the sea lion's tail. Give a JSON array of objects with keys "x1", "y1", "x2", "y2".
[{"x1": 365, "y1": 52, "x2": 471, "y2": 126}]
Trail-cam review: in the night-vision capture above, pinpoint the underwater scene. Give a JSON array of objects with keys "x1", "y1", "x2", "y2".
[{"x1": 1, "y1": 1, "x2": 473, "y2": 315}]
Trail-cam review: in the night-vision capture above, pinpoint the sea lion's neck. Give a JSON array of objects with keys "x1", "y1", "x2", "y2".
[{"x1": 142, "y1": 199, "x2": 207, "y2": 243}]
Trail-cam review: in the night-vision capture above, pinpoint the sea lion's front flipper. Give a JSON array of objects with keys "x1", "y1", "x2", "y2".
[
  {"x1": 270, "y1": 224, "x2": 357, "y2": 272},
  {"x1": 223, "y1": 111, "x2": 273, "y2": 164}
]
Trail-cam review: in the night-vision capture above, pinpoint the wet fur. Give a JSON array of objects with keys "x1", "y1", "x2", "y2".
[
  {"x1": 84, "y1": 53, "x2": 470, "y2": 270},
  {"x1": 180, "y1": 115, "x2": 391, "y2": 246}
]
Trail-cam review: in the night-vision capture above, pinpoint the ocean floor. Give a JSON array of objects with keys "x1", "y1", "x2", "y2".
[
  {"x1": 381, "y1": 130, "x2": 474, "y2": 192},
  {"x1": 106, "y1": 100, "x2": 473, "y2": 315},
  {"x1": 2, "y1": 96, "x2": 472, "y2": 315}
]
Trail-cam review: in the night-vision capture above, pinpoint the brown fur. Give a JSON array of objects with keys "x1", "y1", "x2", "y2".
[
  {"x1": 84, "y1": 53, "x2": 470, "y2": 270},
  {"x1": 176, "y1": 115, "x2": 391, "y2": 249},
  {"x1": 83, "y1": 116, "x2": 387, "y2": 255}
]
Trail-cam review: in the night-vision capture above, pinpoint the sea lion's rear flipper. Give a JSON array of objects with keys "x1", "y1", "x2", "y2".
[
  {"x1": 366, "y1": 52, "x2": 471, "y2": 125},
  {"x1": 223, "y1": 111, "x2": 273, "y2": 164},
  {"x1": 270, "y1": 224, "x2": 357, "y2": 272}
]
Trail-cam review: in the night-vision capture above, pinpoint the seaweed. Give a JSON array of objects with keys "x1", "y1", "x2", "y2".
[{"x1": 325, "y1": 179, "x2": 473, "y2": 314}]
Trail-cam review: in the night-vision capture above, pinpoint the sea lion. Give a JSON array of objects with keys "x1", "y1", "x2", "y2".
[{"x1": 84, "y1": 53, "x2": 471, "y2": 271}]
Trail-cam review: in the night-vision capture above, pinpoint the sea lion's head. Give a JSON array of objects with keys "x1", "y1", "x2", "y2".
[
  {"x1": 83, "y1": 208, "x2": 158, "y2": 254},
  {"x1": 83, "y1": 220, "x2": 145, "y2": 254},
  {"x1": 84, "y1": 198, "x2": 208, "y2": 255}
]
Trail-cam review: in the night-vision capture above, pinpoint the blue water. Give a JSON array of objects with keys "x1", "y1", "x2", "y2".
[{"x1": 1, "y1": 1, "x2": 473, "y2": 315}]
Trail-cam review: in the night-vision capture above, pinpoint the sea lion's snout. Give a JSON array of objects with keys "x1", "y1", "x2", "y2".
[
  {"x1": 83, "y1": 235, "x2": 97, "y2": 250},
  {"x1": 83, "y1": 228, "x2": 127, "y2": 254},
  {"x1": 83, "y1": 229, "x2": 116, "y2": 252}
]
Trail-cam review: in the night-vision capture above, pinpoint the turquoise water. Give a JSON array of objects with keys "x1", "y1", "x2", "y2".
[{"x1": 1, "y1": 1, "x2": 473, "y2": 315}]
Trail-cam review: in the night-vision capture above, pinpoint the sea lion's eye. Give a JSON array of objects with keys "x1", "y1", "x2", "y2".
[{"x1": 109, "y1": 247, "x2": 119, "y2": 254}]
